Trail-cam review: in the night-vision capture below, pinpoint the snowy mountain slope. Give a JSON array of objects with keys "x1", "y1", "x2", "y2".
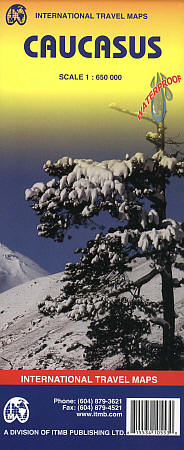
[
  {"x1": 0, "y1": 243, "x2": 48, "y2": 293},
  {"x1": 0, "y1": 271, "x2": 64, "y2": 328},
  {"x1": 0, "y1": 259, "x2": 183, "y2": 370},
  {"x1": 0, "y1": 271, "x2": 89, "y2": 370}
]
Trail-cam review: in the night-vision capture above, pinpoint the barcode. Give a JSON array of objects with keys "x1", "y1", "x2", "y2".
[{"x1": 126, "y1": 398, "x2": 180, "y2": 435}]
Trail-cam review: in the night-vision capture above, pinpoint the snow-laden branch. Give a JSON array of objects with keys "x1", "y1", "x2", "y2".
[
  {"x1": 105, "y1": 219, "x2": 184, "y2": 253},
  {"x1": 25, "y1": 153, "x2": 184, "y2": 242}
]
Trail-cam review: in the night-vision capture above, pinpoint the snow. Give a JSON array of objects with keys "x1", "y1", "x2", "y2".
[
  {"x1": 25, "y1": 188, "x2": 35, "y2": 201},
  {"x1": 131, "y1": 152, "x2": 146, "y2": 164},
  {"x1": 47, "y1": 179, "x2": 57, "y2": 188},
  {"x1": 0, "y1": 243, "x2": 47, "y2": 293},
  {"x1": 26, "y1": 152, "x2": 184, "y2": 238},
  {"x1": 59, "y1": 175, "x2": 67, "y2": 190},
  {"x1": 60, "y1": 188, "x2": 67, "y2": 202},
  {"x1": 160, "y1": 156, "x2": 177, "y2": 170},
  {"x1": 0, "y1": 271, "x2": 89, "y2": 370},
  {"x1": 40, "y1": 188, "x2": 56, "y2": 202},
  {"x1": 82, "y1": 206, "x2": 91, "y2": 217},
  {"x1": 32, "y1": 182, "x2": 46, "y2": 193},
  {"x1": 0, "y1": 258, "x2": 183, "y2": 370},
  {"x1": 0, "y1": 272, "x2": 62, "y2": 329},
  {"x1": 105, "y1": 219, "x2": 184, "y2": 253},
  {"x1": 148, "y1": 209, "x2": 159, "y2": 225},
  {"x1": 128, "y1": 257, "x2": 184, "y2": 346}
]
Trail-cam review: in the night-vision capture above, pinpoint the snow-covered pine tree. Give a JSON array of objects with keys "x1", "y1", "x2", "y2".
[
  {"x1": 25, "y1": 107, "x2": 184, "y2": 365},
  {"x1": 109, "y1": 89, "x2": 184, "y2": 360}
]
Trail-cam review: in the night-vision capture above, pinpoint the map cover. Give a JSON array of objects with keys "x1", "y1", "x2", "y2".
[{"x1": 0, "y1": 0, "x2": 183, "y2": 449}]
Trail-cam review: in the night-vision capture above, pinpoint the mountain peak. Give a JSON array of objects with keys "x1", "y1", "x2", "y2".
[{"x1": 0, "y1": 243, "x2": 48, "y2": 293}]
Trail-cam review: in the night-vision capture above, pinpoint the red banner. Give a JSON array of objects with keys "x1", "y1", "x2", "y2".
[{"x1": 0, "y1": 371, "x2": 183, "y2": 386}]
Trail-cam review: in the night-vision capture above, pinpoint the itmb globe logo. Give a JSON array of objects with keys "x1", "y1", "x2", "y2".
[
  {"x1": 6, "y1": 4, "x2": 27, "y2": 25},
  {"x1": 3, "y1": 397, "x2": 29, "y2": 423}
]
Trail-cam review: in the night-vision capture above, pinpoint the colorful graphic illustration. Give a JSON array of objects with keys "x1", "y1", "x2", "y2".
[{"x1": 151, "y1": 72, "x2": 173, "y2": 122}]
